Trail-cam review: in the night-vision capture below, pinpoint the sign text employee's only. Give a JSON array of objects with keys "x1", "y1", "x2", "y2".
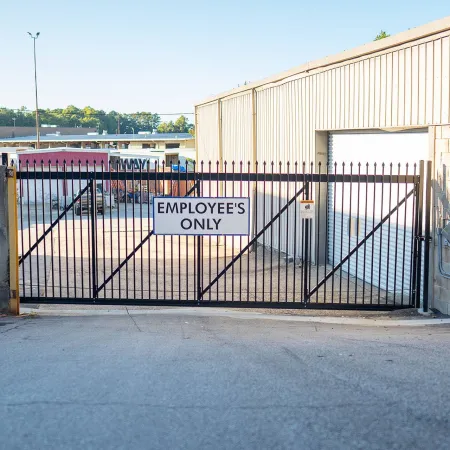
[{"x1": 153, "y1": 197, "x2": 250, "y2": 235}]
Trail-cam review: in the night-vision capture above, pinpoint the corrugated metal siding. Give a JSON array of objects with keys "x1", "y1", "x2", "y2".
[
  {"x1": 196, "y1": 101, "x2": 219, "y2": 163},
  {"x1": 256, "y1": 79, "x2": 309, "y2": 163},
  {"x1": 253, "y1": 172, "x2": 303, "y2": 258},
  {"x1": 196, "y1": 30, "x2": 450, "y2": 258},
  {"x1": 197, "y1": 34, "x2": 450, "y2": 162},
  {"x1": 221, "y1": 94, "x2": 253, "y2": 234},
  {"x1": 239, "y1": 32, "x2": 450, "y2": 165},
  {"x1": 221, "y1": 93, "x2": 253, "y2": 163}
]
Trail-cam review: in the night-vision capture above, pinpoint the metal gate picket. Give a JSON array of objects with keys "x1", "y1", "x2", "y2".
[{"x1": 15, "y1": 159, "x2": 429, "y2": 310}]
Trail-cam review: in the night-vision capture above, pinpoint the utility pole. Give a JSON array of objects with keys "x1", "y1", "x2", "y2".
[
  {"x1": 28, "y1": 32, "x2": 40, "y2": 149},
  {"x1": 117, "y1": 116, "x2": 120, "y2": 135}
]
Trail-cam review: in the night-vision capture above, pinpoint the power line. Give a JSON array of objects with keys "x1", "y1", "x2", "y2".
[{"x1": 0, "y1": 108, "x2": 194, "y2": 117}]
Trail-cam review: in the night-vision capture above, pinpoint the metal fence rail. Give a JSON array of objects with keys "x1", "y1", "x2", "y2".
[{"x1": 15, "y1": 158, "x2": 428, "y2": 310}]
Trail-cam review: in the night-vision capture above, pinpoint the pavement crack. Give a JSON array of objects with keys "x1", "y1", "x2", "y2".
[
  {"x1": 0, "y1": 400, "x2": 396, "y2": 410},
  {"x1": 125, "y1": 308, "x2": 142, "y2": 332},
  {"x1": 283, "y1": 346, "x2": 304, "y2": 364},
  {"x1": 0, "y1": 321, "x2": 31, "y2": 334}
]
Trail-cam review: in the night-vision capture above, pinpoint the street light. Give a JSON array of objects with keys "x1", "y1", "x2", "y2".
[
  {"x1": 131, "y1": 127, "x2": 135, "y2": 138},
  {"x1": 27, "y1": 32, "x2": 40, "y2": 149},
  {"x1": 12, "y1": 117, "x2": 16, "y2": 128}
]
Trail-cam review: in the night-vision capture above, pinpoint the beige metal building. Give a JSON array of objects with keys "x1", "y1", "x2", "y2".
[{"x1": 195, "y1": 16, "x2": 450, "y2": 314}]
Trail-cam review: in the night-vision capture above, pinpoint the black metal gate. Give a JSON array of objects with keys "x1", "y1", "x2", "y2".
[{"x1": 16, "y1": 158, "x2": 431, "y2": 310}]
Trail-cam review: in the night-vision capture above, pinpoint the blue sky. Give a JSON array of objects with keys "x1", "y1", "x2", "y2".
[{"x1": 0, "y1": 0, "x2": 448, "y2": 117}]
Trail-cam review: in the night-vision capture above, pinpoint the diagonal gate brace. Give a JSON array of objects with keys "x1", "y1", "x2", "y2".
[
  {"x1": 19, "y1": 182, "x2": 91, "y2": 265},
  {"x1": 201, "y1": 185, "x2": 305, "y2": 298},
  {"x1": 95, "y1": 181, "x2": 199, "y2": 296},
  {"x1": 308, "y1": 186, "x2": 416, "y2": 300}
]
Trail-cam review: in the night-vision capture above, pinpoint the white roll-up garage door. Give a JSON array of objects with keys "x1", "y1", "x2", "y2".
[{"x1": 327, "y1": 130, "x2": 428, "y2": 297}]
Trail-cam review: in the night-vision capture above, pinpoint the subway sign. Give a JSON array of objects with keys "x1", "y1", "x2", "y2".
[{"x1": 153, "y1": 197, "x2": 250, "y2": 235}]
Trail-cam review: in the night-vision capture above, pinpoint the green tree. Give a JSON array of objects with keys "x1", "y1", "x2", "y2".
[
  {"x1": 157, "y1": 116, "x2": 194, "y2": 134},
  {"x1": 174, "y1": 115, "x2": 193, "y2": 133},
  {"x1": 0, "y1": 107, "x2": 34, "y2": 127},
  {"x1": 0, "y1": 106, "x2": 190, "y2": 135},
  {"x1": 374, "y1": 30, "x2": 390, "y2": 41},
  {"x1": 129, "y1": 112, "x2": 160, "y2": 133},
  {"x1": 102, "y1": 111, "x2": 119, "y2": 134},
  {"x1": 157, "y1": 120, "x2": 175, "y2": 133}
]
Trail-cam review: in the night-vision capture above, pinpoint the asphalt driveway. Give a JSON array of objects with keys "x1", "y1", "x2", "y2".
[{"x1": 1, "y1": 312, "x2": 450, "y2": 449}]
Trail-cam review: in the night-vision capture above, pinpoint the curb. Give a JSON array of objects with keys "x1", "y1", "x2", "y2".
[{"x1": 19, "y1": 307, "x2": 450, "y2": 327}]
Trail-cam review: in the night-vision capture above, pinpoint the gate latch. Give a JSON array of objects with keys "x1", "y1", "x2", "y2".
[{"x1": 415, "y1": 235, "x2": 432, "y2": 242}]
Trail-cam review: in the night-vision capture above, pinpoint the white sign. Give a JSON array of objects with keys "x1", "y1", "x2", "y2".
[
  {"x1": 153, "y1": 197, "x2": 250, "y2": 235},
  {"x1": 300, "y1": 200, "x2": 314, "y2": 219}
]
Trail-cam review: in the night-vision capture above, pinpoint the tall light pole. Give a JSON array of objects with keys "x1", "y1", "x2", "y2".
[
  {"x1": 12, "y1": 117, "x2": 16, "y2": 128},
  {"x1": 28, "y1": 32, "x2": 40, "y2": 149}
]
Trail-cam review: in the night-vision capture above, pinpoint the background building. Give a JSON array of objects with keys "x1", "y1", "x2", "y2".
[
  {"x1": 0, "y1": 132, "x2": 195, "y2": 164},
  {"x1": 16, "y1": 148, "x2": 110, "y2": 206},
  {"x1": 195, "y1": 16, "x2": 450, "y2": 314},
  {"x1": 0, "y1": 126, "x2": 96, "y2": 139}
]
